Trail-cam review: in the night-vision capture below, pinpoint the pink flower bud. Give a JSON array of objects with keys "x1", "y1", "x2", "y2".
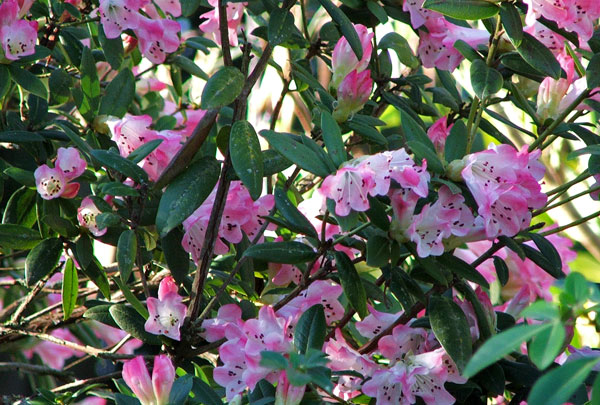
[
  {"x1": 152, "y1": 355, "x2": 175, "y2": 405},
  {"x1": 331, "y1": 24, "x2": 373, "y2": 89},
  {"x1": 122, "y1": 357, "x2": 156, "y2": 405},
  {"x1": 427, "y1": 116, "x2": 453, "y2": 155},
  {"x1": 332, "y1": 69, "x2": 373, "y2": 122},
  {"x1": 56, "y1": 147, "x2": 87, "y2": 182},
  {"x1": 157, "y1": 276, "x2": 179, "y2": 300}
]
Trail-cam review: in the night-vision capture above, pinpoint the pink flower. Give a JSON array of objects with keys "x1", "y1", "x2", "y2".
[
  {"x1": 320, "y1": 165, "x2": 375, "y2": 216},
  {"x1": 379, "y1": 324, "x2": 428, "y2": 363},
  {"x1": 386, "y1": 148, "x2": 430, "y2": 197},
  {"x1": 56, "y1": 147, "x2": 87, "y2": 181},
  {"x1": 147, "y1": 0, "x2": 181, "y2": 17},
  {"x1": 331, "y1": 24, "x2": 373, "y2": 89},
  {"x1": 213, "y1": 338, "x2": 249, "y2": 400},
  {"x1": 98, "y1": 0, "x2": 147, "y2": 39},
  {"x1": 199, "y1": 0, "x2": 246, "y2": 46},
  {"x1": 402, "y1": 0, "x2": 441, "y2": 28},
  {"x1": 524, "y1": 0, "x2": 600, "y2": 42},
  {"x1": 134, "y1": 16, "x2": 181, "y2": 64},
  {"x1": 122, "y1": 355, "x2": 175, "y2": 405},
  {"x1": 524, "y1": 22, "x2": 566, "y2": 54},
  {"x1": 144, "y1": 276, "x2": 187, "y2": 340},
  {"x1": 0, "y1": 0, "x2": 37, "y2": 61},
  {"x1": 333, "y1": 69, "x2": 373, "y2": 122},
  {"x1": 418, "y1": 19, "x2": 488, "y2": 71},
  {"x1": 355, "y1": 304, "x2": 399, "y2": 339},
  {"x1": 427, "y1": 116, "x2": 453, "y2": 155},
  {"x1": 34, "y1": 165, "x2": 70, "y2": 200},
  {"x1": 277, "y1": 280, "x2": 345, "y2": 325},
  {"x1": 91, "y1": 322, "x2": 143, "y2": 354},
  {"x1": 275, "y1": 372, "x2": 306, "y2": 405},
  {"x1": 24, "y1": 328, "x2": 83, "y2": 369},
  {"x1": 200, "y1": 303, "x2": 244, "y2": 342},
  {"x1": 77, "y1": 196, "x2": 107, "y2": 237}
]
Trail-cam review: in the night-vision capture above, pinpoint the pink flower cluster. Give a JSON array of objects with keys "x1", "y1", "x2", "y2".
[
  {"x1": 144, "y1": 276, "x2": 187, "y2": 341},
  {"x1": 122, "y1": 355, "x2": 175, "y2": 405},
  {"x1": 331, "y1": 24, "x2": 374, "y2": 122},
  {"x1": 0, "y1": 0, "x2": 37, "y2": 61},
  {"x1": 404, "y1": 0, "x2": 488, "y2": 71},
  {"x1": 108, "y1": 114, "x2": 184, "y2": 182},
  {"x1": 34, "y1": 147, "x2": 87, "y2": 200},
  {"x1": 524, "y1": 0, "x2": 600, "y2": 42},
  {"x1": 98, "y1": 0, "x2": 180, "y2": 63},
  {"x1": 182, "y1": 181, "x2": 274, "y2": 263},
  {"x1": 199, "y1": 0, "x2": 246, "y2": 46}
]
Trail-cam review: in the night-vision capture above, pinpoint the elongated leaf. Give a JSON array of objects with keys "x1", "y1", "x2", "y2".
[
  {"x1": 295, "y1": 304, "x2": 326, "y2": 354},
  {"x1": 191, "y1": 378, "x2": 223, "y2": 405},
  {"x1": 437, "y1": 254, "x2": 490, "y2": 289},
  {"x1": 445, "y1": 120, "x2": 468, "y2": 161},
  {"x1": 98, "y1": 26, "x2": 124, "y2": 70},
  {"x1": 528, "y1": 320, "x2": 566, "y2": 370},
  {"x1": 0, "y1": 65, "x2": 10, "y2": 99},
  {"x1": 499, "y1": 3, "x2": 523, "y2": 47},
  {"x1": 493, "y1": 256, "x2": 509, "y2": 286},
  {"x1": 516, "y1": 33, "x2": 561, "y2": 79},
  {"x1": 200, "y1": 66, "x2": 244, "y2": 109},
  {"x1": 268, "y1": 9, "x2": 296, "y2": 46},
  {"x1": 334, "y1": 251, "x2": 368, "y2": 318},
  {"x1": 463, "y1": 323, "x2": 552, "y2": 378},
  {"x1": 62, "y1": 258, "x2": 78, "y2": 320},
  {"x1": 346, "y1": 121, "x2": 388, "y2": 146},
  {"x1": 230, "y1": 120, "x2": 263, "y2": 200},
  {"x1": 429, "y1": 296, "x2": 473, "y2": 372},
  {"x1": 112, "y1": 276, "x2": 148, "y2": 319},
  {"x1": 80, "y1": 258, "x2": 111, "y2": 299},
  {"x1": 83, "y1": 304, "x2": 119, "y2": 328},
  {"x1": 243, "y1": 241, "x2": 317, "y2": 264},
  {"x1": 470, "y1": 59, "x2": 503, "y2": 99},
  {"x1": 317, "y1": 0, "x2": 363, "y2": 59},
  {"x1": 169, "y1": 375, "x2": 193, "y2": 405},
  {"x1": 260, "y1": 130, "x2": 332, "y2": 177},
  {"x1": 78, "y1": 47, "x2": 101, "y2": 121},
  {"x1": 91, "y1": 150, "x2": 148, "y2": 183},
  {"x1": 587, "y1": 54, "x2": 600, "y2": 90},
  {"x1": 401, "y1": 110, "x2": 435, "y2": 150},
  {"x1": 8, "y1": 65, "x2": 47, "y2": 99},
  {"x1": 162, "y1": 228, "x2": 190, "y2": 285},
  {"x1": 274, "y1": 188, "x2": 318, "y2": 238},
  {"x1": 521, "y1": 244, "x2": 564, "y2": 279},
  {"x1": 423, "y1": 0, "x2": 499, "y2": 20},
  {"x1": 109, "y1": 304, "x2": 160, "y2": 344},
  {"x1": 117, "y1": 230, "x2": 137, "y2": 282},
  {"x1": 173, "y1": 55, "x2": 209, "y2": 80},
  {"x1": 321, "y1": 111, "x2": 346, "y2": 168},
  {"x1": 528, "y1": 233, "x2": 562, "y2": 275},
  {"x1": 156, "y1": 158, "x2": 220, "y2": 237},
  {"x1": 407, "y1": 140, "x2": 444, "y2": 174},
  {"x1": 99, "y1": 68, "x2": 134, "y2": 118},
  {"x1": 528, "y1": 357, "x2": 600, "y2": 405},
  {"x1": 379, "y1": 32, "x2": 418, "y2": 69},
  {"x1": 25, "y1": 237, "x2": 63, "y2": 286}
]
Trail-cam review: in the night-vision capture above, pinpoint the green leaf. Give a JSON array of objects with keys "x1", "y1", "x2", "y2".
[
  {"x1": 98, "y1": 26, "x2": 124, "y2": 70},
  {"x1": 169, "y1": 374, "x2": 193, "y2": 405},
  {"x1": 528, "y1": 320, "x2": 566, "y2": 370},
  {"x1": 321, "y1": 110, "x2": 346, "y2": 168},
  {"x1": 406, "y1": 140, "x2": 444, "y2": 174},
  {"x1": 156, "y1": 158, "x2": 220, "y2": 237},
  {"x1": 99, "y1": 68, "x2": 135, "y2": 118},
  {"x1": 25, "y1": 237, "x2": 63, "y2": 286},
  {"x1": 8, "y1": 65, "x2": 47, "y2": 99},
  {"x1": 200, "y1": 66, "x2": 244, "y2": 109},
  {"x1": 463, "y1": 323, "x2": 552, "y2": 378},
  {"x1": 190, "y1": 378, "x2": 223, "y2": 405},
  {"x1": 334, "y1": 251, "x2": 368, "y2": 318},
  {"x1": 295, "y1": 304, "x2": 327, "y2": 354},
  {"x1": 3, "y1": 167, "x2": 35, "y2": 187},
  {"x1": 109, "y1": 304, "x2": 160, "y2": 344},
  {"x1": 516, "y1": 32, "x2": 561, "y2": 79},
  {"x1": 587, "y1": 54, "x2": 600, "y2": 90},
  {"x1": 422, "y1": 0, "x2": 499, "y2": 20},
  {"x1": 83, "y1": 304, "x2": 119, "y2": 328},
  {"x1": 91, "y1": 150, "x2": 148, "y2": 183},
  {"x1": 426, "y1": 87, "x2": 460, "y2": 111},
  {"x1": 260, "y1": 351, "x2": 289, "y2": 370},
  {"x1": 564, "y1": 272, "x2": 590, "y2": 303},
  {"x1": 429, "y1": 296, "x2": 473, "y2": 372},
  {"x1": 317, "y1": 0, "x2": 364, "y2": 60},
  {"x1": 243, "y1": 241, "x2": 317, "y2": 264},
  {"x1": 127, "y1": 139, "x2": 164, "y2": 164},
  {"x1": 528, "y1": 233, "x2": 562, "y2": 275},
  {"x1": 499, "y1": 3, "x2": 523, "y2": 47},
  {"x1": 173, "y1": 55, "x2": 209, "y2": 80},
  {"x1": 445, "y1": 120, "x2": 468, "y2": 162},
  {"x1": 80, "y1": 258, "x2": 111, "y2": 299},
  {"x1": 366, "y1": 235, "x2": 390, "y2": 267},
  {"x1": 527, "y1": 357, "x2": 600, "y2": 405},
  {"x1": 78, "y1": 47, "x2": 101, "y2": 121},
  {"x1": 117, "y1": 230, "x2": 137, "y2": 283},
  {"x1": 379, "y1": 32, "x2": 419, "y2": 69},
  {"x1": 260, "y1": 130, "x2": 332, "y2": 177},
  {"x1": 437, "y1": 254, "x2": 490, "y2": 289},
  {"x1": 274, "y1": 188, "x2": 318, "y2": 238},
  {"x1": 268, "y1": 9, "x2": 296, "y2": 46},
  {"x1": 3, "y1": 187, "x2": 36, "y2": 226},
  {"x1": 470, "y1": 59, "x2": 503, "y2": 99},
  {"x1": 521, "y1": 244, "x2": 564, "y2": 279},
  {"x1": 346, "y1": 121, "x2": 388, "y2": 146},
  {"x1": 161, "y1": 229, "x2": 190, "y2": 285},
  {"x1": 98, "y1": 182, "x2": 140, "y2": 197},
  {"x1": 493, "y1": 256, "x2": 509, "y2": 286},
  {"x1": 112, "y1": 276, "x2": 148, "y2": 319},
  {"x1": 0, "y1": 65, "x2": 10, "y2": 100},
  {"x1": 592, "y1": 372, "x2": 600, "y2": 404},
  {"x1": 61, "y1": 258, "x2": 78, "y2": 320},
  {"x1": 401, "y1": 110, "x2": 435, "y2": 151},
  {"x1": 230, "y1": 120, "x2": 263, "y2": 200}
]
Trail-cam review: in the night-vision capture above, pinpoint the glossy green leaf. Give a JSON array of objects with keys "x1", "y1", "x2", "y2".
[
  {"x1": 112, "y1": 276, "x2": 148, "y2": 319},
  {"x1": 260, "y1": 351, "x2": 289, "y2": 370},
  {"x1": 521, "y1": 244, "x2": 564, "y2": 279},
  {"x1": 274, "y1": 188, "x2": 318, "y2": 238},
  {"x1": 83, "y1": 304, "x2": 119, "y2": 328},
  {"x1": 401, "y1": 110, "x2": 435, "y2": 150},
  {"x1": 99, "y1": 68, "x2": 135, "y2": 118},
  {"x1": 80, "y1": 258, "x2": 111, "y2": 299},
  {"x1": 406, "y1": 140, "x2": 444, "y2": 174},
  {"x1": 156, "y1": 158, "x2": 220, "y2": 237},
  {"x1": 334, "y1": 251, "x2": 368, "y2": 318},
  {"x1": 91, "y1": 150, "x2": 148, "y2": 183},
  {"x1": 230, "y1": 120, "x2": 263, "y2": 200},
  {"x1": 260, "y1": 130, "x2": 332, "y2": 177},
  {"x1": 493, "y1": 256, "x2": 509, "y2": 286},
  {"x1": 295, "y1": 304, "x2": 327, "y2": 354},
  {"x1": 321, "y1": 110, "x2": 346, "y2": 168},
  {"x1": 437, "y1": 254, "x2": 490, "y2": 289},
  {"x1": 346, "y1": 121, "x2": 388, "y2": 146},
  {"x1": 445, "y1": 119, "x2": 468, "y2": 162},
  {"x1": 61, "y1": 258, "x2": 78, "y2": 320},
  {"x1": 109, "y1": 304, "x2": 161, "y2": 344},
  {"x1": 200, "y1": 66, "x2": 244, "y2": 109},
  {"x1": 168, "y1": 374, "x2": 193, "y2": 405},
  {"x1": 366, "y1": 235, "x2": 390, "y2": 267},
  {"x1": 528, "y1": 320, "x2": 566, "y2": 370},
  {"x1": 268, "y1": 9, "x2": 296, "y2": 46},
  {"x1": 429, "y1": 296, "x2": 473, "y2": 372},
  {"x1": 78, "y1": 47, "x2": 101, "y2": 121},
  {"x1": 162, "y1": 228, "x2": 190, "y2": 285},
  {"x1": 528, "y1": 233, "x2": 563, "y2": 276},
  {"x1": 499, "y1": 3, "x2": 523, "y2": 47},
  {"x1": 527, "y1": 357, "x2": 600, "y2": 405},
  {"x1": 0, "y1": 65, "x2": 10, "y2": 100},
  {"x1": 318, "y1": 0, "x2": 363, "y2": 60},
  {"x1": 117, "y1": 230, "x2": 137, "y2": 282},
  {"x1": 423, "y1": 0, "x2": 499, "y2": 20},
  {"x1": 8, "y1": 65, "x2": 47, "y2": 99},
  {"x1": 190, "y1": 378, "x2": 223, "y2": 405},
  {"x1": 587, "y1": 54, "x2": 600, "y2": 90},
  {"x1": 173, "y1": 55, "x2": 209, "y2": 80},
  {"x1": 243, "y1": 241, "x2": 317, "y2": 264},
  {"x1": 379, "y1": 32, "x2": 418, "y2": 69},
  {"x1": 463, "y1": 323, "x2": 552, "y2": 378},
  {"x1": 25, "y1": 237, "x2": 63, "y2": 286},
  {"x1": 470, "y1": 59, "x2": 503, "y2": 99},
  {"x1": 98, "y1": 26, "x2": 124, "y2": 70},
  {"x1": 516, "y1": 33, "x2": 561, "y2": 79}
]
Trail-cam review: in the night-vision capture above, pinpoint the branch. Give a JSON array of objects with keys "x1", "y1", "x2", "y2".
[{"x1": 0, "y1": 362, "x2": 74, "y2": 379}]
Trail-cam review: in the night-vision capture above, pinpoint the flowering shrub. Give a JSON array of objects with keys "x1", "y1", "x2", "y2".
[{"x1": 0, "y1": 0, "x2": 600, "y2": 404}]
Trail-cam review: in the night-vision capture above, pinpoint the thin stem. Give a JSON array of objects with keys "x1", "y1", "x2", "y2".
[
  {"x1": 534, "y1": 184, "x2": 600, "y2": 216},
  {"x1": 546, "y1": 170, "x2": 592, "y2": 196},
  {"x1": 540, "y1": 211, "x2": 600, "y2": 236},
  {"x1": 218, "y1": 0, "x2": 233, "y2": 67},
  {"x1": 0, "y1": 362, "x2": 73, "y2": 379}
]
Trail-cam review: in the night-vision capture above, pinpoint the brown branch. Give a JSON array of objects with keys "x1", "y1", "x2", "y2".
[{"x1": 0, "y1": 362, "x2": 73, "y2": 380}]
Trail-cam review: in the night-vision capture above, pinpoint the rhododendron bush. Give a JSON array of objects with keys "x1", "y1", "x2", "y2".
[{"x1": 2, "y1": 0, "x2": 600, "y2": 403}]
